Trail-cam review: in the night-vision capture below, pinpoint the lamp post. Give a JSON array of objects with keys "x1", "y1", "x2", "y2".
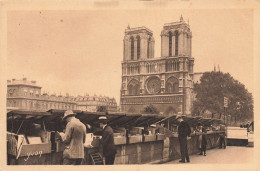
[{"x1": 224, "y1": 97, "x2": 228, "y2": 126}]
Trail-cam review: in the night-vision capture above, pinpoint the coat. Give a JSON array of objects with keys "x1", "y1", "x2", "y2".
[
  {"x1": 101, "y1": 125, "x2": 117, "y2": 156},
  {"x1": 178, "y1": 120, "x2": 191, "y2": 138},
  {"x1": 63, "y1": 118, "x2": 86, "y2": 159}
]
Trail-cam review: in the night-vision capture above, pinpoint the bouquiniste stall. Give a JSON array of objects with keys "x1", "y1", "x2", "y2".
[{"x1": 7, "y1": 109, "x2": 224, "y2": 165}]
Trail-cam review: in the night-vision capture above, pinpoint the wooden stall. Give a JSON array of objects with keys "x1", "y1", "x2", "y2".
[{"x1": 7, "y1": 109, "x2": 224, "y2": 165}]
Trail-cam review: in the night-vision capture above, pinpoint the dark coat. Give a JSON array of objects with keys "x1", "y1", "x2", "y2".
[
  {"x1": 178, "y1": 121, "x2": 191, "y2": 137},
  {"x1": 202, "y1": 133, "x2": 207, "y2": 145},
  {"x1": 101, "y1": 125, "x2": 117, "y2": 156}
]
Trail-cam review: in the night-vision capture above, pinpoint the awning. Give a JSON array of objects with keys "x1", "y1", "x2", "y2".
[{"x1": 7, "y1": 110, "x2": 51, "y2": 122}]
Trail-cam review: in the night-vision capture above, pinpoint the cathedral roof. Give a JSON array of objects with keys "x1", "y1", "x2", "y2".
[{"x1": 125, "y1": 26, "x2": 153, "y2": 36}]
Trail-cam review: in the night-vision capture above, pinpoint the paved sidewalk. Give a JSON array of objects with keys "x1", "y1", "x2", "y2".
[{"x1": 164, "y1": 146, "x2": 253, "y2": 164}]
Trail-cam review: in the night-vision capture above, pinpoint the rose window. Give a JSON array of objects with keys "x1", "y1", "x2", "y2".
[{"x1": 147, "y1": 77, "x2": 161, "y2": 94}]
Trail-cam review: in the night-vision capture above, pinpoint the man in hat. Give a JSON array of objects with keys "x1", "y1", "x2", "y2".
[
  {"x1": 59, "y1": 110, "x2": 86, "y2": 165},
  {"x1": 176, "y1": 115, "x2": 191, "y2": 163},
  {"x1": 99, "y1": 116, "x2": 117, "y2": 165}
]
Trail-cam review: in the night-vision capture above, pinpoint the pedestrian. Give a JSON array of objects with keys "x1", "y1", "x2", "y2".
[
  {"x1": 218, "y1": 124, "x2": 226, "y2": 149},
  {"x1": 176, "y1": 115, "x2": 191, "y2": 163},
  {"x1": 197, "y1": 123, "x2": 203, "y2": 155},
  {"x1": 201, "y1": 127, "x2": 207, "y2": 156},
  {"x1": 59, "y1": 110, "x2": 86, "y2": 165},
  {"x1": 99, "y1": 116, "x2": 117, "y2": 165}
]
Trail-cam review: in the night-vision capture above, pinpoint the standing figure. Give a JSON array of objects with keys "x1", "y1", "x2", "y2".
[
  {"x1": 201, "y1": 127, "x2": 207, "y2": 156},
  {"x1": 219, "y1": 124, "x2": 226, "y2": 149},
  {"x1": 99, "y1": 116, "x2": 117, "y2": 165},
  {"x1": 59, "y1": 110, "x2": 86, "y2": 165},
  {"x1": 197, "y1": 123, "x2": 203, "y2": 155},
  {"x1": 176, "y1": 115, "x2": 191, "y2": 163}
]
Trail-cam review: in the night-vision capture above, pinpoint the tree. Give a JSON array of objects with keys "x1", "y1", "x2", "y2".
[
  {"x1": 192, "y1": 71, "x2": 253, "y2": 126},
  {"x1": 142, "y1": 104, "x2": 159, "y2": 114}
]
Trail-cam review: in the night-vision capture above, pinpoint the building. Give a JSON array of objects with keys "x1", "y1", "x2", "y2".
[
  {"x1": 7, "y1": 78, "x2": 117, "y2": 112},
  {"x1": 120, "y1": 16, "x2": 194, "y2": 116},
  {"x1": 74, "y1": 94, "x2": 117, "y2": 112}
]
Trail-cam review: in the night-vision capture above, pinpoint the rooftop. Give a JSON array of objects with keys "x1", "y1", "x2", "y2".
[
  {"x1": 125, "y1": 26, "x2": 153, "y2": 35},
  {"x1": 7, "y1": 78, "x2": 41, "y2": 88}
]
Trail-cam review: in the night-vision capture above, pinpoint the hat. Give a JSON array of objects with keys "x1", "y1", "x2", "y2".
[
  {"x1": 176, "y1": 115, "x2": 183, "y2": 120},
  {"x1": 98, "y1": 116, "x2": 108, "y2": 120},
  {"x1": 98, "y1": 116, "x2": 108, "y2": 124},
  {"x1": 62, "y1": 110, "x2": 76, "y2": 120}
]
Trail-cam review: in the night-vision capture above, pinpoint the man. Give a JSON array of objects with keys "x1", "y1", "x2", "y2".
[
  {"x1": 176, "y1": 115, "x2": 191, "y2": 163},
  {"x1": 99, "y1": 116, "x2": 117, "y2": 165},
  {"x1": 59, "y1": 110, "x2": 86, "y2": 165},
  {"x1": 219, "y1": 124, "x2": 226, "y2": 149}
]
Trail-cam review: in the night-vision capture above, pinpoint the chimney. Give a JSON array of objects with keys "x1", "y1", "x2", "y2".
[
  {"x1": 31, "y1": 80, "x2": 36, "y2": 84},
  {"x1": 23, "y1": 77, "x2": 27, "y2": 81},
  {"x1": 12, "y1": 79, "x2": 16, "y2": 82},
  {"x1": 7, "y1": 80, "x2": 11, "y2": 83}
]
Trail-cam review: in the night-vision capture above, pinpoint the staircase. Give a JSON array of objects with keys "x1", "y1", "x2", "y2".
[{"x1": 90, "y1": 153, "x2": 104, "y2": 165}]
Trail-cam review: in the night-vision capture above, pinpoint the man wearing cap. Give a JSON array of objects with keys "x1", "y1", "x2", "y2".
[
  {"x1": 60, "y1": 110, "x2": 86, "y2": 165},
  {"x1": 176, "y1": 115, "x2": 191, "y2": 163},
  {"x1": 99, "y1": 116, "x2": 117, "y2": 165}
]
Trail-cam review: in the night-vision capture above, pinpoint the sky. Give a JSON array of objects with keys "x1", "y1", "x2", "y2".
[{"x1": 7, "y1": 9, "x2": 254, "y2": 104}]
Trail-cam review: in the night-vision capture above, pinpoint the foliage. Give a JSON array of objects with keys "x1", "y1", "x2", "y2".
[
  {"x1": 192, "y1": 71, "x2": 253, "y2": 125},
  {"x1": 142, "y1": 104, "x2": 159, "y2": 114}
]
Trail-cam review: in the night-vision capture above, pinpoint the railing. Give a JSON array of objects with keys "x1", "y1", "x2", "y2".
[{"x1": 121, "y1": 94, "x2": 183, "y2": 105}]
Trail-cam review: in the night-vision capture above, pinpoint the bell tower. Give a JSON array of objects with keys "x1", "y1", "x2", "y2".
[
  {"x1": 123, "y1": 26, "x2": 155, "y2": 61},
  {"x1": 161, "y1": 15, "x2": 192, "y2": 58}
]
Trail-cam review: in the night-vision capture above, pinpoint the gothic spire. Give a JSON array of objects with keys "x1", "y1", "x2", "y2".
[{"x1": 180, "y1": 14, "x2": 183, "y2": 22}]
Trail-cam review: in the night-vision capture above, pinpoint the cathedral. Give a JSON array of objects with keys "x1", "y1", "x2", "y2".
[{"x1": 120, "y1": 16, "x2": 194, "y2": 116}]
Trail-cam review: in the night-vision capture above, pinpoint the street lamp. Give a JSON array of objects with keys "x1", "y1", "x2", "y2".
[{"x1": 236, "y1": 101, "x2": 242, "y2": 125}]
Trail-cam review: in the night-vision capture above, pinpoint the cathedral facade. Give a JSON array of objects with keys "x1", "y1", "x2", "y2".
[{"x1": 120, "y1": 17, "x2": 194, "y2": 116}]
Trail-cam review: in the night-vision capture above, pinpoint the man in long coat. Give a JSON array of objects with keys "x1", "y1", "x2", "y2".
[
  {"x1": 177, "y1": 115, "x2": 191, "y2": 163},
  {"x1": 60, "y1": 110, "x2": 86, "y2": 165},
  {"x1": 99, "y1": 116, "x2": 117, "y2": 165}
]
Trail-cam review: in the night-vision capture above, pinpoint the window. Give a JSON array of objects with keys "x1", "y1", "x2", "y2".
[
  {"x1": 169, "y1": 32, "x2": 172, "y2": 56},
  {"x1": 128, "y1": 79, "x2": 140, "y2": 95},
  {"x1": 137, "y1": 36, "x2": 140, "y2": 59},
  {"x1": 175, "y1": 31, "x2": 179, "y2": 56},
  {"x1": 130, "y1": 37, "x2": 134, "y2": 60},
  {"x1": 147, "y1": 37, "x2": 151, "y2": 58},
  {"x1": 165, "y1": 77, "x2": 179, "y2": 93},
  {"x1": 35, "y1": 91, "x2": 39, "y2": 97}
]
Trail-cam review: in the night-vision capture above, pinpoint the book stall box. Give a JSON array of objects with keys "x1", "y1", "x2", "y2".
[
  {"x1": 7, "y1": 110, "x2": 53, "y2": 163},
  {"x1": 133, "y1": 114, "x2": 164, "y2": 143}
]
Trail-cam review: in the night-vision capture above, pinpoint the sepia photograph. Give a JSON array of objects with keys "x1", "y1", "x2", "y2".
[{"x1": 0, "y1": 0, "x2": 259, "y2": 170}]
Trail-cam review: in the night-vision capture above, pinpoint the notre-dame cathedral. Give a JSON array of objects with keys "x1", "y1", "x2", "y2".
[{"x1": 120, "y1": 16, "x2": 194, "y2": 116}]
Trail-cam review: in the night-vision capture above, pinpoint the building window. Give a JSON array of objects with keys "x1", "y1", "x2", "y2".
[
  {"x1": 137, "y1": 36, "x2": 140, "y2": 59},
  {"x1": 175, "y1": 31, "x2": 179, "y2": 56},
  {"x1": 29, "y1": 90, "x2": 33, "y2": 96},
  {"x1": 35, "y1": 91, "x2": 39, "y2": 97},
  {"x1": 147, "y1": 37, "x2": 151, "y2": 58},
  {"x1": 165, "y1": 77, "x2": 179, "y2": 93},
  {"x1": 169, "y1": 32, "x2": 172, "y2": 56},
  {"x1": 130, "y1": 37, "x2": 134, "y2": 60},
  {"x1": 128, "y1": 79, "x2": 140, "y2": 95}
]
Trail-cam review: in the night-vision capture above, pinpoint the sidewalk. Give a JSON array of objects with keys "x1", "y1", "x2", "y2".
[{"x1": 164, "y1": 146, "x2": 253, "y2": 164}]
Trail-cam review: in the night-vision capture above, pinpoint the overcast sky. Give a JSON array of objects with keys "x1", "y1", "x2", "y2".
[{"x1": 7, "y1": 9, "x2": 253, "y2": 103}]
